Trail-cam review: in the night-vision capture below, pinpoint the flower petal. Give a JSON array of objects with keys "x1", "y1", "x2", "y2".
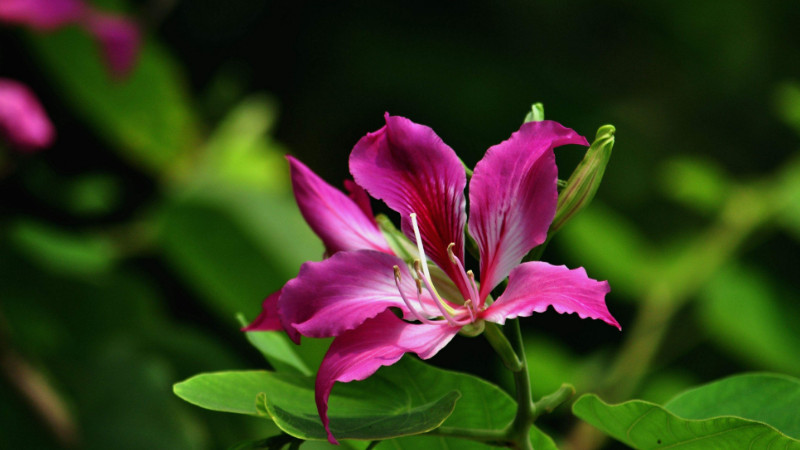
[
  {"x1": 350, "y1": 114, "x2": 468, "y2": 296},
  {"x1": 468, "y1": 120, "x2": 588, "y2": 298},
  {"x1": 0, "y1": 0, "x2": 85, "y2": 30},
  {"x1": 343, "y1": 179, "x2": 375, "y2": 220},
  {"x1": 0, "y1": 78, "x2": 55, "y2": 152},
  {"x1": 315, "y1": 310, "x2": 459, "y2": 444},
  {"x1": 84, "y1": 11, "x2": 141, "y2": 79},
  {"x1": 279, "y1": 250, "x2": 426, "y2": 343},
  {"x1": 242, "y1": 290, "x2": 283, "y2": 332},
  {"x1": 289, "y1": 156, "x2": 392, "y2": 256},
  {"x1": 482, "y1": 261, "x2": 620, "y2": 329}
]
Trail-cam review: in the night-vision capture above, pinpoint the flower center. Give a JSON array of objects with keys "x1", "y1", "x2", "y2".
[{"x1": 391, "y1": 213, "x2": 480, "y2": 327}]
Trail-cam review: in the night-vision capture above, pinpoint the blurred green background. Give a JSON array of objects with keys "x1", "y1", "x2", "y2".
[{"x1": 2, "y1": 0, "x2": 800, "y2": 448}]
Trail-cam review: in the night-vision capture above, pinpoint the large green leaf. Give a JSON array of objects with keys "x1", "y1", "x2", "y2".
[
  {"x1": 173, "y1": 369, "x2": 459, "y2": 441},
  {"x1": 270, "y1": 356, "x2": 520, "y2": 445},
  {"x1": 699, "y1": 264, "x2": 800, "y2": 374},
  {"x1": 664, "y1": 373, "x2": 800, "y2": 439},
  {"x1": 174, "y1": 356, "x2": 524, "y2": 444},
  {"x1": 174, "y1": 371, "x2": 272, "y2": 416},
  {"x1": 573, "y1": 373, "x2": 800, "y2": 449},
  {"x1": 27, "y1": 27, "x2": 199, "y2": 173},
  {"x1": 375, "y1": 425, "x2": 556, "y2": 450},
  {"x1": 158, "y1": 188, "x2": 322, "y2": 322},
  {"x1": 260, "y1": 379, "x2": 458, "y2": 441}
]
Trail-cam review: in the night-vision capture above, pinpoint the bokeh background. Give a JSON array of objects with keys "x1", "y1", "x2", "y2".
[{"x1": 2, "y1": 0, "x2": 800, "y2": 448}]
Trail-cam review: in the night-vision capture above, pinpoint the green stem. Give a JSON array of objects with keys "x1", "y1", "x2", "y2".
[
  {"x1": 507, "y1": 319, "x2": 534, "y2": 450},
  {"x1": 531, "y1": 384, "x2": 575, "y2": 421},
  {"x1": 484, "y1": 322, "x2": 522, "y2": 372}
]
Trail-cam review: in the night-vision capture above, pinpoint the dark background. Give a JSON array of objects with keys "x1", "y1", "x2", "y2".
[{"x1": 2, "y1": 1, "x2": 800, "y2": 448}]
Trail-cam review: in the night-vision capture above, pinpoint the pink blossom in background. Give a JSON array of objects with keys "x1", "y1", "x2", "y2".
[
  {"x1": 0, "y1": 0, "x2": 141, "y2": 79},
  {"x1": 0, "y1": 78, "x2": 55, "y2": 152},
  {"x1": 83, "y1": 11, "x2": 141, "y2": 79},
  {"x1": 0, "y1": 0, "x2": 85, "y2": 30}
]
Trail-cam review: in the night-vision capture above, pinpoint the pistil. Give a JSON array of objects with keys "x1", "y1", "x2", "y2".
[{"x1": 408, "y1": 213, "x2": 471, "y2": 326}]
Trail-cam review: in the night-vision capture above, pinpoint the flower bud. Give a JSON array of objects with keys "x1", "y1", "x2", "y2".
[
  {"x1": 523, "y1": 102, "x2": 545, "y2": 123},
  {"x1": 550, "y1": 124, "x2": 615, "y2": 233}
]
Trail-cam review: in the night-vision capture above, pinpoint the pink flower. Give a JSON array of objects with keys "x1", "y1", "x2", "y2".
[
  {"x1": 0, "y1": 78, "x2": 55, "y2": 151},
  {"x1": 0, "y1": 0, "x2": 85, "y2": 30},
  {"x1": 0, "y1": 0, "x2": 140, "y2": 79},
  {"x1": 248, "y1": 115, "x2": 620, "y2": 444},
  {"x1": 82, "y1": 10, "x2": 141, "y2": 79}
]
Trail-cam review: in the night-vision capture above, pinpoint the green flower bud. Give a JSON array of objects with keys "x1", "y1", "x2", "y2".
[
  {"x1": 523, "y1": 102, "x2": 545, "y2": 123},
  {"x1": 551, "y1": 124, "x2": 615, "y2": 233}
]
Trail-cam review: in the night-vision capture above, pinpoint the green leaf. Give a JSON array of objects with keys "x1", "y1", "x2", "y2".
[
  {"x1": 158, "y1": 188, "x2": 321, "y2": 320},
  {"x1": 27, "y1": 27, "x2": 200, "y2": 173},
  {"x1": 699, "y1": 264, "x2": 800, "y2": 374},
  {"x1": 529, "y1": 426, "x2": 559, "y2": 450},
  {"x1": 8, "y1": 219, "x2": 117, "y2": 276},
  {"x1": 377, "y1": 356, "x2": 520, "y2": 449},
  {"x1": 158, "y1": 200, "x2": 285, "y2": 319},
  {"x1": 556, "y1": 205, "x2": 655, "y2": 297},
  {"x1": 174, "y1": 368, "x2": 459, "y2": 441},
  {"x1": 775, "y1": 82, "x2": 800, "y2": 136},
  {"x1": 174, "y1": 371, "x2": 274, "y2": 416},
  {"x1": 659, "y1": 156, "x2": 731, "y2": 213},
  {"x1": 237, "y1": 314, "x2": 312, "y2": 376},
  {"x1": 196, "y1": 94, "x2": 289, "y2": 192},
  {"x1": 375, "y1": 424, "x2": 556, "y2": 450},
  {"x1": 664, "y1": 373, "x2": 800, "y2": 440},
  {"x1": 261, "y1": 380, "x2": 459, "y2": 441},
  {"x1": 175, "y1": 357, "x2": 519, "y2": 444},
  {"x1": 573, "y1": 373, "x2": 800, "y2": 449}
]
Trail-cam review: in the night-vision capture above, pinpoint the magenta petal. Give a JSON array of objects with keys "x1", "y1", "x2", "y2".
[
  {"x1": 350, "y1": 114, "x2": 468, "y2": 293},
  {"x1": 0, "y1": 0, "x2": 85, "y2": 30},
  {"x1": 279, "y1": 250, "x2": 424, "y2": 343},
  {"x1": 84, "y1": 12, "x2": 141, "y2": 79},
  {"x1": 0, "y1": 78, "x2": 55, "y2": 152},
  {"x1": 482, "y1": 261, "x2": 620, "y2": 329},
  {"x1": 242, "y1": 290, "x2": 284, "y2": 332},
  {"x1": 469, "y1": 121, "x2": 588, "y2": 298},
  {"x1": 289, "y1": 156, "x2": 391, "y2": 256},
  {"x1": 315, "y1": 310, "x2": 459, "y2": 444},
  {"x1": 343, "y1": 179, "x2": 375, "y2": 220}
]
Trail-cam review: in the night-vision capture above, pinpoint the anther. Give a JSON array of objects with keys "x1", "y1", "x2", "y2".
[
  {"x1": 467, "y1": 270, "x2": 481, "y2": 308},
  {"x1": 447, "y1": 242, "x2": 457, "y2": 263},
  {"x1": 463, "y1": 299, "x2": 476, "y2": 323}
]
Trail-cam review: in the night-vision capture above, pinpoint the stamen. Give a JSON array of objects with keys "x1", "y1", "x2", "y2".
[
  {"x1": 414, "y1": 276, "x2": 437, "y2": 316},
  {"x1": 447, "y1": 243, "x2": 481, "y2": 305},
  {"x1": 446, "y1": 242, "x2": 458, "y2": 263},
  {"x1": 467, "y1": 270, "x2": 481, "y2": 309},
  {"x1": 408, "y1": 214, "x2": 470, "y2": 327},
  {"x1": 394, "y1": 266, "x2": 436, "y2": 324},
  {"x1": 463, "y1": 299, "x2": 476, "y2": 323}
]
